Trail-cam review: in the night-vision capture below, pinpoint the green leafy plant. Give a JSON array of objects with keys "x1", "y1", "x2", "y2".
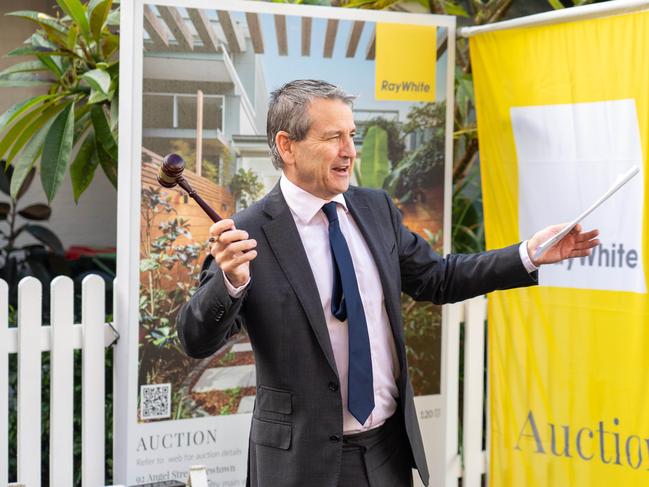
[
  {"x1": 172, "y1": 388, "x2": 194, "y2": 420},
  {"x1": 219, "y1": 350, "x2": 236, "y2": 366},
  {"x1": 0, "y1": 0, "x2": 120, "y2": 203},
  {"x1": 402, "y1": 228, "x2": 443, "y2": 395},
  {"x1": 452, "y1": 166, "x2": 485, "y2": 253},
  {"x1": 0, "y1": 163, "x2": 65, "y2": 305},
  {"x1": 355, "y1": 125, "x2": 390, "y2": 188},
  {"x1": 140, "y1": 187, "x2": 201, "y2": 353},
  {"x1": 219, "y1": 387, "x2": 242, "y2": 415},
  {"x1": 354, "y1": 110, "x2": 446, "y2": 396},
  {"x1": 384, "y1": 102, "x2": 446, "y2": 204},
  {"x1": 139, "y1": 187, "x2": 203, "y2": 418},
  {"x1": 361, "y1": 117, "x2": 405, "y2": 167},
  {"x1": 228, "y1": 168, "x2": 264, "y2": 209}
]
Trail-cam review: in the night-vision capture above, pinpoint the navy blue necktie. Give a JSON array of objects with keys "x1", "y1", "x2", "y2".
[{"x1": 322, "y1": 202, "x2": 374, "y2": 424}]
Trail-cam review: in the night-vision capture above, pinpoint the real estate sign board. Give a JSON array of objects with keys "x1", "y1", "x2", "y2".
[{"x1": 117, "y1": 1, "x2": 456, "y2": 485}]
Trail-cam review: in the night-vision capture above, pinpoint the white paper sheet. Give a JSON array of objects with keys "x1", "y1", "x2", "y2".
[{"x1": 533, "y1": 165, "x2": 640, "y2": 260}]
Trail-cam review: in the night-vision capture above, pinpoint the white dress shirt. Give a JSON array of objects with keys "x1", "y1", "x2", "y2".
[
  {"x1": 277, "y1": 176, "x2": 399, "y2": 433},
  {"x1": 225, "y1": 176, "x2": 537, "y2": 434}
]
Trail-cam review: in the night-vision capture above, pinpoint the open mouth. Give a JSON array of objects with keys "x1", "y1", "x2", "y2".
[{"x1": 332, "y1": 166, "x2": 349, "y2": 174}]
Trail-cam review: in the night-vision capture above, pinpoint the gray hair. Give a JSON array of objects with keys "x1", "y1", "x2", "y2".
[{"x1": 266, "y1": 80, "x2": 356, "y2": 169}]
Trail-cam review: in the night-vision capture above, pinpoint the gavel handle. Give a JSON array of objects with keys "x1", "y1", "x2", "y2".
[{"x1": 176, "y1": 176, "x2": 222, "y2": 223}]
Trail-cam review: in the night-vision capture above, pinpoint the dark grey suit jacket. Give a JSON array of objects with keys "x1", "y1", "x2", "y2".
[{"x1": 177, "y1": 184, "x2": 537, "y2": 487}]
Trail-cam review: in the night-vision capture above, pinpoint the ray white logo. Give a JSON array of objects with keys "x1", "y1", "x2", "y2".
[{"x1": 511, "y1": 99, "x2": 646, "y2": 293}]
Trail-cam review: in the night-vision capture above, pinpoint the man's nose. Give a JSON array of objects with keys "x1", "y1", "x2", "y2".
[{"x1": 340, "y1": 135, "x2": 356, "y2": 158}]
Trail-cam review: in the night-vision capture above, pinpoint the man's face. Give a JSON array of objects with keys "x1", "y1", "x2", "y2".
[{"x1": 283, "y1": 98, "x2": 357, "y2": 200}]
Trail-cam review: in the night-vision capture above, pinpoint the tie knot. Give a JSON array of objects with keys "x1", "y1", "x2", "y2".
[{"x1": 322, "y1": 202, "x2": 338, "y2": 222}]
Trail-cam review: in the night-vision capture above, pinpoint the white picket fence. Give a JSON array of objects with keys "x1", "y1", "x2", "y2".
[
  {"x1": 0, "y1": 274, "x2": 487, "y2": 487},
  {"x1": 456, "y1": 296, "x2": 488, "y2": 487},
  {"x1": 0, "y1": 276, "x2": 118, "y2": 487}
]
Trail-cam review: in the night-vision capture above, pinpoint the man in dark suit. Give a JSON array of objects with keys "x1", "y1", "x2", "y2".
[{"x1": 177, "y1": 80, "x2": 599, "y2": 487}]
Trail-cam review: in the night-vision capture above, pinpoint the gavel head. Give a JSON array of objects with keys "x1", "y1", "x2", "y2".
[{"x1": 158, "y1": 153, "x2": 185, "y2": 188}]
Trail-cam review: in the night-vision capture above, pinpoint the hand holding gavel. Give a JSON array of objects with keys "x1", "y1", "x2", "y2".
[{"x1": 158, "y1": 153, "x2": 257, "y2": 287}]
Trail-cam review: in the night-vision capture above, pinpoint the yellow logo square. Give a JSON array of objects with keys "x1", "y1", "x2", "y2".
[{"x1": 375, "y1": 23, "x2": 436, "y2": 102}]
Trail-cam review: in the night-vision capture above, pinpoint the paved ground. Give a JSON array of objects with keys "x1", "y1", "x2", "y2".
[{"x1": 192, "y1": 339, "x2": 257, "y2": 413}]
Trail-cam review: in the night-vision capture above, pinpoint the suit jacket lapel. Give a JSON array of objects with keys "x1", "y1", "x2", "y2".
[
  {"x1": 345, "y1": 189, "x2": 407, "y2": 372},
  {"x1": 261, "y1": 184, "x2": 339, "y2": 377}
]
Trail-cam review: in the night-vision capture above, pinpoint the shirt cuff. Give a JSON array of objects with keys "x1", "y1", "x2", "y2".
[
  {"x1": 519, "y1": 241, "x2": 539, "y2": 274},
  {"x1": 223, "y1": 272, "x2": 250, "y2": 298}
]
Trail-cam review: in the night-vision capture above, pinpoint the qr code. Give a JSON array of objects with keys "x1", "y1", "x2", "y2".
[{"x1": 140, "y1": 383, "x2": 171, "y2": 420}]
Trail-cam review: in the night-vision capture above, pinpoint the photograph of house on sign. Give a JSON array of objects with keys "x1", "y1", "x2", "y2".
[{"x1": 137, "y1": 4, "x2": 449, "y2": 422}]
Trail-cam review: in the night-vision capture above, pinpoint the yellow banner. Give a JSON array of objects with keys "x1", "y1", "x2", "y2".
[
  {"x1": 375, "y1": 23, "x2": 436, "y2": 101},
  {"x1": 471, "y1": 10, "x2": 649, "y2": 487}
]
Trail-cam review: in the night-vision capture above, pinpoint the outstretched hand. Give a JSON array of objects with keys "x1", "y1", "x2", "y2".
[{"x1": 527, "y1": 224, "x2": 600, "y2": 267}]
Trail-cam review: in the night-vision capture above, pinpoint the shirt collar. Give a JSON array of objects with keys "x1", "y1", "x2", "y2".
[{"x1": 280, "y1": 175, "x2": 347, "y2": 224}]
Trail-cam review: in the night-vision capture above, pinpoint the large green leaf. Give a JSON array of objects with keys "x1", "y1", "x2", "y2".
[
  {"x1": 91, "y1": 104, "x2": 117, "y2": 159},
  {"x1": 6, "y1": 46, "x2": 60, "y2": 57},
  {"x1": 41, "y1": 102, "x2": 76, "y2": 202},
  {"x1": 0, "y1": 73, "x2": 52, "y2": 88},
  {"x1": 0, "y1": 94, "x2": 55, "y2": 132},
  {"x1": 109, "y1": 93, "x2": 119, "y2": 131},
  {"x1": 70, "y1": 133, "x2": 99, "y2": 202},
  {"x1": 0, "y1": 61, "x2": 49, "y2": 78},
  {"x1": 66, "y1": 24, "x2": 79, "y2": 51},
  {"x1": 36, "y1": 54, "x2": 64, "y2": 78},
  {"x1": 74, "y1": 103, "x2": 92, "y2": 122},
  {"x1": 24, "y1": 223, "x2": 64, "y2": 254},
  {"x1": 73, "y1": 112, "x2": 92, "y2": 143},
  {"x1": 30, "y1": 32, "x2": 62, "y2": 54},
  {"x1": 82, "y1": 69, "x2": 111, "y2": 96},
  {"x1": 94, "y1": 136, "x2": 117, "y2": 187},
  {"x1": 56, "y1": 0, "x2": 91, "y2": 38},
  {"x1": 106, "y1": 61, "x2": 119, "y2": 77},
  {"x1": 7, "y1": 11, "x2": 68, "y2": 34},
  {"x1": 0, "y1": 166, "x2": 36, "y2": 200},
  {"x1": 3, "y1": 1, "x2": 119, "y2": 201},
  {"x1": 89, "y1": 0, "x2": 113, "y2": 40},
  {"x1": 6, "y1": 100, "x2": 68, "y2": 163},
  {"x1": 102, "y1": 33, "x2": 119, "y2": 59},
  {"x1": 88, "y1": 89, "x2": 110, "y2": 104},
  {"x1": 358, "y1": 125, "x2": 389, "y2": 189},
  {"x1": 0, "y1": 101, "x2": 53, "y2": 158},
  {"x1": 8, "y1": 12, "x2": 70, "y2": 49},
  {"x1": 41, "y1": 27, "x2": 70, "y2": 51},
  {"x1": 10, "y1": 121, "x2": 53, "y2": 199}
]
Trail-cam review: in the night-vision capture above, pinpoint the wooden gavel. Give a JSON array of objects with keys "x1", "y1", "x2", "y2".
[{"x1": 157, "y1": 153, "x2": 222, "y2": 223}]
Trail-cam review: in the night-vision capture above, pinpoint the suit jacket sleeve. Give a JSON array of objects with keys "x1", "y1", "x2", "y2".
[
  {"x1": 385, "y1": 192, "x2": 538, "y2": 304},
  {"x1": 176, "y1": 255, "x2": 246, "y2": 358}
]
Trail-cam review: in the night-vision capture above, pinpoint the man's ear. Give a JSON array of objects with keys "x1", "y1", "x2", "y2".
[{"x1": 275, "y1": 131, "x2": 295, "y2": 166}]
